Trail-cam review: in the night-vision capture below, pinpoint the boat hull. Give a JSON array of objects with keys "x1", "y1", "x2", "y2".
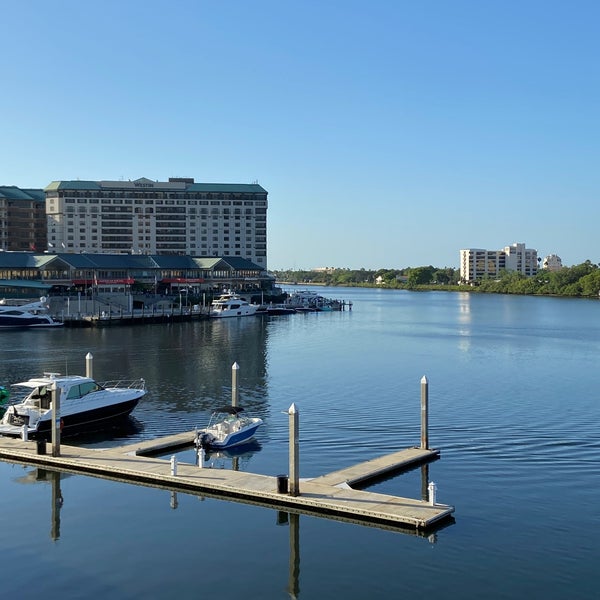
[
  {"x1": 34, "y1": 396, "x2": 143, "y2": 438},
  {"x1": 0, "y1": 318, "x2": 64, "y2": 329},
  {"x1": 0, "y1": 393, "x2": 144, "y2": 438},
  {"x1": 199, "y1": 418, "x2": 263, "y2": 449},
  {"x1": 207, "y1": 422, "x2": 262, "y2": 448},
  {"x1": 210, "y1": 307, "x2": 258, "y2": 318}
]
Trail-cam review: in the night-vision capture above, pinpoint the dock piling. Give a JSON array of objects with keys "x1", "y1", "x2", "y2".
[
  {"x1": 86, "y1": 352, "x2": 93, "y2": 378},
  {"x1": 288, "y1": 403, "x2": 300, "y2": 497},
  {"x1": 170, "y1": 455, "x2": 177, "y2": 476},
  {"x1": 51, "y1": 381, "x2": 61, "y2": 457},
  {"x1": 420, "y1": 375, "x2": 429, "y2": 450},
  {"x1": 428, "y1": 481, "x2": 437, "y2": 506},
  {"x1": 231, "y1": 362, "x2": 239, "y2": 407}
]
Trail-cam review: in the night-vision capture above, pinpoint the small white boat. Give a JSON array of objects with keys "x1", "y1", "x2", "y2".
[
  {"x1": 0, "y1": 297, "x2": 63, "y2": 329},
  {"x1": 210, "y1": 293, "x2": 259, "y2": 318},
  {"x1": 0, "y1": 372, "x2": 146, "y2": 438},
  {"x1": 195, "y1": 406, "x2": 263, "y2": 449}
]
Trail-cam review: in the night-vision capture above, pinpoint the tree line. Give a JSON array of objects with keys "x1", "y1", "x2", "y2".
[{"x1": 273, "y1": 260, "x2": 600, "y2": 298}]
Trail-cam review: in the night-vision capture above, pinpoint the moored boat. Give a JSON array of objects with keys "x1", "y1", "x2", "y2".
[
  {"x1": 285, "y1": 290, "x2": 343, "y2": 312},
  {"x1": 210, "y1": 293, "x2": 259, "y2": 318},
  {"x1": 0, "y1": 297, "x2": 63, "y2": 329},
  {"x1": 195, "y1": 406, "x2": 262, "y2": 449},
  {"x1": 0, "y1": 372, "x2": 146, "y2": 438},
  {"x1": 256, "y1": 304, "x2": 297, "y2": 316}
]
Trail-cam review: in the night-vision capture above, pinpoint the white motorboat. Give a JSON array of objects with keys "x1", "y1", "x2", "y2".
[
  {"x1": 195, "y1": 406, "x2": 263, "y2": 449},
  {"x1": 285, "y1": 290, "x2": 342, "y2": 312},
  {"x1": 0, "y1": 372, "x2": 146, "y2": 438},
  {"x1": 0, "y1": 297, "x2": 63, "y2": 329},
  {"x1": 210, "y1": 293, "x2": 259, "y2": 318}
]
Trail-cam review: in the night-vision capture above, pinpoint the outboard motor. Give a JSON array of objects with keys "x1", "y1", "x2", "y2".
[{"x1": 196, "y1": 432, "x2": 213, "y2": 449}]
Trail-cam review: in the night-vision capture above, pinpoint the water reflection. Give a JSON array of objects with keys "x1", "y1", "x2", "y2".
[
  {"x1": 15, "y1": 468, "x2": 65, "y2": 541},
  {"x1": 49, "y1": 470, "x2": 63, "y2": 541}
]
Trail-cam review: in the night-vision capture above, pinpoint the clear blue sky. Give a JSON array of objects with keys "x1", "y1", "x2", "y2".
[{"x1": 2, "y1": 0, "x2": 599, "y2": 270}]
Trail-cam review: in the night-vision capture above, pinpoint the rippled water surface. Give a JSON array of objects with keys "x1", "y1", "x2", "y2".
[{"x1": 1, "y1": 288, "x2": 598, "y2": 599}]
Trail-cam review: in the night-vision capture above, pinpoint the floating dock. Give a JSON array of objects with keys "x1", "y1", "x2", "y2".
[{"x1": 0, "y1": 433, "x2": 454, "y2": 531}]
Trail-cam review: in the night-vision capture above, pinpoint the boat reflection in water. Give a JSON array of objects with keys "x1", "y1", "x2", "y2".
[{"x1": 199, "y1": 438, "x2": 262, "y2": 470}]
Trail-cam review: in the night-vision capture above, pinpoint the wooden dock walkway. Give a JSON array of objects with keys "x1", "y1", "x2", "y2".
[
  {"x1": 0, "y1": 434, "x2": 454, "y2": 531},
  {"x1": 310, "y1": 446, "x2": 440, "y2": 487}
]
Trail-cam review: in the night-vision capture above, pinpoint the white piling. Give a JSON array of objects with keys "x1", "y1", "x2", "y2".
[
  {"x1": 428, "y1": 481, "x2": 437, "y2": 506},
  {"x1": 231, "y1": 362, "x2": 239, "y2": 407},
  {"x1": 288, "y1": 403, "x2": 300, "y2": 497},
  {"x1": 21, "y1": 424, "x2": 28, "y2": 441},
  {"x1": 197, "y1": 445, "x2": 205, "y2": 468},
  {"x1": 420, "y1": 375, "x2": 429, "y2": 450},
  {"x1": 86, "y1": 352, "x2": 93, "y2": 379},
  {"x1": 170, "y1": 455, "x2": 177, "y2": 476}
]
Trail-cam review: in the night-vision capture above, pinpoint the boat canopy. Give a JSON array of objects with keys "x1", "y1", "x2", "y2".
[{"x1": 214, "y1": 406, "x2": 245, "y2": 415}]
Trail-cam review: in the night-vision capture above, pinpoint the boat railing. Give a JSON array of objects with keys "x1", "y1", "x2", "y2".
[{"x1": 100, "y1": 378, "x2": 146, "y2": 391}]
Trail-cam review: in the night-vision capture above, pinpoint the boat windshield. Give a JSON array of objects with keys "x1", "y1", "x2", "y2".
[{"x1": 66, "y1": 381, "x2": 102, "y2": 399}]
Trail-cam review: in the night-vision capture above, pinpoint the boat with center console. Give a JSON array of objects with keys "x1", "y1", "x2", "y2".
[{"x1": 195, "y1": 406, "x2": 263, "y2": 449}]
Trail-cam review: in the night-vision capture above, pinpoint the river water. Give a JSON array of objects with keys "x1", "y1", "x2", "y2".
[{"x1": 1, "y1": 287, "x2": 598, "y2": 599}]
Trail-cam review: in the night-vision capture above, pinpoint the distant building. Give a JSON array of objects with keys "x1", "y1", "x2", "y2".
[
  {"x1": 0, "y1": 186, "x2": 47, "y2": 252},
  {"x1": 44, "y1": 177, "x2": 268, "y2": 268},
  {"x1": 542, "y1": 254, "x2": 563, "y2": 271},
  {"x1": 460, "y1": 242, "x2": 538, "y2": 283}
]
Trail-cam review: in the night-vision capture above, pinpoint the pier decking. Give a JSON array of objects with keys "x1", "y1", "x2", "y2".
[
  {"x1": 0, "y1": 433, "x2": 453, "y2": 531},
  {"x1": 310, "y1": 446, "x2": 441, "y2": 487}
]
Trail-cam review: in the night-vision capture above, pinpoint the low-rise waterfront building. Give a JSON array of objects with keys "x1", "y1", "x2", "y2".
[
  {"x1": 0, "y1": 252, "x2": 275, "y2": 299},
  {"x1": 460, "y1": 242, "x2": 538, "y2": 283}
]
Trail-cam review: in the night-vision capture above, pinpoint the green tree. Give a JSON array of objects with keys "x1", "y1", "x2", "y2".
[{"x1": 407, "y1": 266, "x2": 435, "y2": 288}]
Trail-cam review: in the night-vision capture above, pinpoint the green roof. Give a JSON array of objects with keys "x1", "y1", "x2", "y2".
[
  {"x1": 0, "y1": 186, "x2": 45, "y2": 202},
  {"x1": 43, "y1": 179, "x2": 267, "y2": 194},
  {"x1": 0, "y1": 252, "x2": 265, "y2": 273},
  {"x1": 44, "y1": 181, "x2": 101, "y2": 191},
  {"x1": 0, "y1": 252, "x2": 41, "y2": 267}
]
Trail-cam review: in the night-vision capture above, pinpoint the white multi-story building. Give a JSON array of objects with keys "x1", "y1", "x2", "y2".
[
  {"x1": 542, "y1": 254, "x2": 563, "y2": 271},
  {"x1": 44, "y1": 177, "x2": 268, "y2": 268},
  {"x1": 460, "y1": 242, "x2": 538, "y2": 283}
]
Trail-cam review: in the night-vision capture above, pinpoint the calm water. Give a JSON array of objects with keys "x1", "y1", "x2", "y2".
[{"x1": 1, "y1": 288, "x2": 598, "y2": 599}]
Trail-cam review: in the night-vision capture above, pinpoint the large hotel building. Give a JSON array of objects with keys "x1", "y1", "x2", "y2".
[{"x1": 44, "y1": 177, "x2": 268, "y2": 268}]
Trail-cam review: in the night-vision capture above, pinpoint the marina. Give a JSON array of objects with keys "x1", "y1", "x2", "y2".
[
  {"x1": 46, "y1": 289, "x2": 351, "y2": 327},
  {"x1": 0, "y1": 353, "x2": 452, "y2": 531},
  {"x1": 0, "y1": 287, "x2": 597, "y2": 599}
]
